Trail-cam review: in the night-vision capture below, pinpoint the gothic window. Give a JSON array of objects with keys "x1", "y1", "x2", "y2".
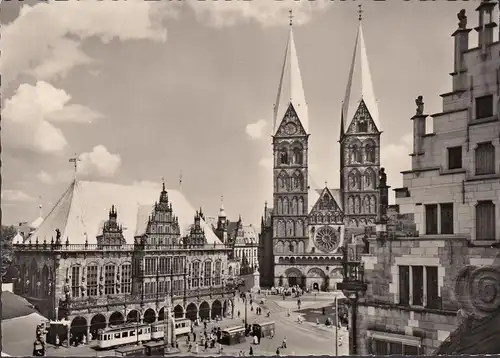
[
  {"x1": 287, "y1": 220, "x2": 294, "y2": 236},
  {"x1": 292, "y1": 197, "x2": 298, "y2": 215},
  {"x1": 276, "y1": 241, "x2": 284, "y2": 253},
  {"x1": 363, "y1": 196, "x2": 370, "y2": 214},
  {"x1": 87, "y1": 265, "x2": 98, "y2": 296},
  {"x1": 292, "y1": 146, "x2": 303, "y2": 165},
  {"x1": 365, "y1": 141, "x2": 376, "y2": 163},
  {"x1": 278, "y1": 220, "x2": 286, "y2": 237},
  {"x1": 215, "y1": 260, "x2": 222, "y2": 285},
  {"x1": 296, "y1": 220, "x2": 303, "y2": 237},
  {"x1": 348, "y1": 196, "x2": 354, "y2": 214},
  {"x1": 298, "y1": 198, "x2": 304, "y2": 215},
  {"x1": 277, "y1": 198, "x2": 283, "y2": 215},
  {"x1": 279, "y1": 147, "x2": 289, "y2": 165},
  {"x1": 298, "y1": 241, "x2": 304, "y2": 252},
  {"x1": 370, "y1": 195, "x2": 377, "y2": 214},
  {"x1": 364, "y1": 168, "x2": 375, "y2": 190},
  {"x1": 289, "y1": 242, "x2": 295, "y2": 253},
  {"x1": 71, "y1": 265, "x2": 80, "y2": 298},
  {"x1": 293, "y1": 172, "x2": 304, "y2": 191},
  {"x1": 192, "y1": 261, "x2": 200, "y2": 288},
  {"x1": 283, "y1": 198, "x2": 289, "y2": 214},
  {"x1": 204, "y1": 261, "x2": 212, "y2": 286},
  {"x1": 278, "y1": 172, "x2": 289, "y2": 192},
  {"x1": 104, "y1": 264, "x2": 116, "y2": 295},
  {"x1": 350, "y1": 145, "x2": 361, "y2": 163},
  {"x1": 354, "y1": 196, "x2": 361, "y2": 214},
  {"x1": 349, "y1": 170, "x2": 361, "y2": 190}
]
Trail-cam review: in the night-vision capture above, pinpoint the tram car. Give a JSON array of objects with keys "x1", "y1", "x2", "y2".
[
  {"x1": 97, "y1": 319, "x2": 192, "y2": 350},
  {"x1": 150, "y1": 318, "x2": 191, "y2": 340},
  {"x1": 97, "y1": 323, "x2": 151, "y2": 350}
]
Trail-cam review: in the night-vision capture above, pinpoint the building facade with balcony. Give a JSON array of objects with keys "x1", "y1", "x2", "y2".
[
  {"x1": 11, "y1": 180, "x2": 235, "y2": 344},
  {"x1": 351, "y1": 2, "x2": 500, "y2": 355}
]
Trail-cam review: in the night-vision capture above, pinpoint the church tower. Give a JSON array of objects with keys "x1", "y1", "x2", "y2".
[
  {"x1": 272, "y1": 11, "x2": 310, "y2": 285},
  {"x1": 339, "y1": 6, "x2": 381, "y2": 228}
]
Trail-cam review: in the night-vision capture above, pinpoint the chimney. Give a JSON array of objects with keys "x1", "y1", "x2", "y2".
[
  {"x1": 411, "y1": 95, "x2": 428, "y2": 170},
  {"x1": 452, "y1": 9, "x2": 472, "y2": 91},
  {"x1": 475, "y1": 0, "x2": 498, "y2": 58}
]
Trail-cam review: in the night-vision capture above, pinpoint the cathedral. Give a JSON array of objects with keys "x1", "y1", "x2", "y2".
[{"x1": 259, "y1": 10, "x2": 382, "y2": 290}]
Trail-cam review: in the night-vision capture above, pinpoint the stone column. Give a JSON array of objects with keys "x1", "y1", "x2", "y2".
[{"x1": 86, "y1": 325, "x2": 90, "y2": 344}]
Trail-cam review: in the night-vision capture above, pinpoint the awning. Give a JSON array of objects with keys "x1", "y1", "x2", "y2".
[{"x1": 367, "y1": 330, "x2": 422, "y2": 347}]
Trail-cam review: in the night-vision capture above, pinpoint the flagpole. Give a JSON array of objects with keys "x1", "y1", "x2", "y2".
[{"x1": 335, "y1": 296, "x2": 339, "y2": 356}]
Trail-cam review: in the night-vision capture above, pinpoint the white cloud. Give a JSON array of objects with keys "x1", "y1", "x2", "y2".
[
  {"x1": 258, "y1": 156, "x2": 274, "y2": 169},
  {"x1": 1, "y1": 0, "x2": 171, "y2": 84},
  {"x1": 246, "y1": 119, "x2": 268, "y2": 140},
  {"x1": 37, "y1": 171, "x2": 53, "y2": 184},
  {"x1": 78, "y1": 145, "x2": 122, "y2": 178},
  {"x1": 188, "y1": 0, "x2": 328, "y2": 28},
  {"x1": 2, "y1": 81, "x2": 102, "y2": 154},
  {"x1": 1, "y1": 190, "x2": 35, "y2": 202}
]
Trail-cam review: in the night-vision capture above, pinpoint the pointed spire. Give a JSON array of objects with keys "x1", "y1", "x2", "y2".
[
  {"x1": 341, "y1": 5, "x2": 380, "y2": 132},
  {"x1": 219, "y1": 196, "x2": 226, "y2": 218},
  {"x1": 273, "y1": 9, "x2": 309, "y2": 135}
]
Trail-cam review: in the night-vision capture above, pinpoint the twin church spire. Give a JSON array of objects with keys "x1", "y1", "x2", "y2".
[{"x1": 273, "y1": 6, "x2": 380, "y2": 136}]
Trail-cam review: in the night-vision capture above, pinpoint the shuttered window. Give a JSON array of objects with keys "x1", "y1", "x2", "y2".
[
  {"x1": 475, "y1": 142, "x2": 495, "y2": 175},
  {"x1": 440, "y1": 203, "x2": 454, "y2": 234},
  {"x1": 412, "y1": 266, "x2": 424, "y2": 306},
  {"x1": 399, "y1": 266, "x2": 410, "y2": 305},
  {"x1": 476, "y1": 201, "x2": 496, "y2": 241},
  {"x1": 426, "y1": 266, "x2": 440, "y2": 309},
  {"x1": 425, "y1": 204, "x2": 438, "y2": 235}
]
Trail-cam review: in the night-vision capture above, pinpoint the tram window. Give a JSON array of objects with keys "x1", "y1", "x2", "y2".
[
  {"x1": 130, "y1": 331, "x2": 135, "y2": 336},
  {"x1": 122, "y1": 332, "x2": 128, "y2": 338},
  {"x1": 138, "y1": 329, "x2": 143, "y2": 335},
  {"x1": 98, "y1": 334, "x2": 102, "y2": 340},
  {"x1": 108, "y1": 335, "x2": 112, "y2": 340},
  {"x1": 115, "y1": 333, "x2": 121, "y2": 339}
]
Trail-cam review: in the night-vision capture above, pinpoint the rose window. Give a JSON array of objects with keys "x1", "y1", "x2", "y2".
[{"x1": 314, "y1": 226, "x2": 339, "y2": 253}]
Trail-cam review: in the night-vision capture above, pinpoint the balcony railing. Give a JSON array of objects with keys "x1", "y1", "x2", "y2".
[{"x1": 14, "y1": 242, "x2": 232, "y2": 252}]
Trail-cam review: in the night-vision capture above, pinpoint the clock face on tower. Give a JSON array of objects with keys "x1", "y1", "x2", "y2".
[{"x1": 284, "y1": 122, "x2": 297, "y2": 135}]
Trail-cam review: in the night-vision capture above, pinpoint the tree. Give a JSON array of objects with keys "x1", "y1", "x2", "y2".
[{"x1": 1, "y1": 225, "x2": 17, "y2": 280}]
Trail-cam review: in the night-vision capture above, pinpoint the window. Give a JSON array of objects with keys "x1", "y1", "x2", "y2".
[
  {"x1": 447, "y1": 146, "x2": 462, "y2": 170},
  {"x1": 475, "y1": 95, "x2": 493, "y2": 119},
  {"x1": 104, "y1": 265, "x2": 116, "y2": 295},
  {"x1": 425, "y1": 204, "x2": 438, "y2": 235},
  {"x1": 371, "y1": 339, "x2": 420, "y2": 355},
  {"x1": 399, "y1": 266, "x2": 410, "y2": 305},
  {"x1": 191, "y1": 261, "x2": 200, "y2": 288},
  {"x1": 87, "y1": 265, "x2": 98, "y2": 296},
  {"x1": 426, "y1": 266, "x2": 439, "y2": 309},
  {"x1": 440, "y1": 203, "x2": 454, "y2": 235},
  {"x1": 399, "y1": 265, "x2": 439, "y2": 308},
  {"x1": 412, "y1": 266, "x2": 424, "y2": 306},
  {"x1": 204, "y1": 261, "x2": 212, "y2": 287},
  {"x1": 475, "y1": 142, "x2": 495, "y2": 175},
  {"x1": 357, "y1": 120, "x2": 368, "y2": 133},
  {"x1": 214, "y1": 260, "x2": 222, "y2": 285},
  {"x1": 476, "y1": 201, "x2": 496, "y2": 240},
  {"x1": 121, "y1": 264, "x2": 132, "y2": 294},
  {"x1": 71, "y1": 266, "x2": 80, "y2": 298}
]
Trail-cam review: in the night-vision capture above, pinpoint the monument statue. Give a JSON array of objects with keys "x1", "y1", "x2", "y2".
[
  {"x1": 379, "y1": 168, "x2": 387, "y2": 187},
  {"x1": 457, "y1": 9, "x2": 467, "y2": 29},
  {"x1": 415, "y1": 95, "x2": 424, "y2": 116}
]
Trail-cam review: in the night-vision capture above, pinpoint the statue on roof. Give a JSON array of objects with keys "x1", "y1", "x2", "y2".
[
  {"x1": 415, "y1": 95, "x2": 424, "y2": 116},
  {"x1": 457, "y1": 9, "x2": 467, "y2": 29},
  {"x1": 379, "y1": 167, "x2": 387, "y2": 187}
]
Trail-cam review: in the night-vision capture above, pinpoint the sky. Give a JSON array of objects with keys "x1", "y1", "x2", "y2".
[{"x1": 0, "y1": 0, "x2": 491, "y2": 229}]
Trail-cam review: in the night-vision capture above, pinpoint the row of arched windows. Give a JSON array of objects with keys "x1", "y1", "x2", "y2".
[
  {"x1": 310, "y1": 212, "x2": 343, "y2": 224},
  {"x1": 347, "y1": 168, "x2": 377, "y2": 191},
  {"x1": 276, "y1": 196, "x2": 306, "y2": 215},
  {"x1": 277, "y1": 143, "x2": 304, "y2": 166},
  {"x1": 346, "y1": 195, "x2": 377, "y2": 215},
  {"x1": 347, "y1": 139, "x2": 377, "y2": 164},
  {"x1": 275, "y1": 240, "x2": 305, "y2": 254},
  {"x1": 277, "y1": 171, "x2": 305, "y2": 192},
  {"x1": 275, "y1": 219, "x2": 306, "y2": 237}
]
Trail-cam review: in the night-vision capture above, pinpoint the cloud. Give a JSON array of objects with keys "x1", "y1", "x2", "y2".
[
  {"x1": 78, "y1": 145, "x2": 122, "y2": 178},
  {"x1": 188, "y1": 0, "x2": 328, "y2": 28},
  {"x1": 37, "y1": 171, "x2": 53, "y2": 184},
  {"x1": 246, "y1": 119, "x2": 268, "y2": 140},
  {"x1": 1, "y1": 0, "x2": 171, "y2": 84},
  {"x1": 2, "y1": 81, "x2": 102, "y2": 154},
  {"x1": 1, "y1": 190, "x2": 35, "y2": 202},
  {"x1": 258, "y1": 156, "x2": 274, "y2": 169}
]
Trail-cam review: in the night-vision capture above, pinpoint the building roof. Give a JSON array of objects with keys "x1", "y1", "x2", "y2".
[
  {"x1": 273, "y1": 23, "x2": 309, "y2": 135},
  {"x1": 341, "y1": 22, "x2": 380, "y2": 131},
  {"x1": 3, "y1": 312, "x2": 47, "y2": 356},
  {"x1": 28, "y1": 180, "x2": 221, "y2": 245},
  {"x1": 12, "y1": 232, "x2": 24, "y2": 245},
  {"x1": 1, "y1": 291, "x2": 39, "y2": 320}
]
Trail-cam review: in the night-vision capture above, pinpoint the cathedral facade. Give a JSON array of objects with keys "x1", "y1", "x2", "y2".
[{"x1": 259, "y1": 15, "x2": 381, "y2": 290}]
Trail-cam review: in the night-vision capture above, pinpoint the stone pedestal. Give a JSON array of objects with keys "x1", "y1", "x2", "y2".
[{"x1": 252, "y1": 267, "x2": 261, "y2": 293}]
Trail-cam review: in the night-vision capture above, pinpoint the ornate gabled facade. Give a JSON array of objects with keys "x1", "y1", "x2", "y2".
[
  {"x1": 259, "y1": 12, "x2": 381, "y2": 290},
  {"x1": 11, "y1": 180, "x2": 234, "y2": 348}
]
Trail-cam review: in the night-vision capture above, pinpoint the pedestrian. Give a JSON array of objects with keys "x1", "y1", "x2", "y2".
[
  {"x1": 193, "y1": 332, "x2": 197, "y2": 342},
  {"x1": 249, "y1": 346, "x2": 254, "y2": 356},
  {"x1": 204, "y1": 340, "x2": 208, "y2": 351},
  {"x1": 195, "y1": 342, "x2": 199, "y2": 355},
  {"x1": 251, "y1": 305, "x2": 254, "y2": 312},
  {"x1": 322, "y1": 307, "x2": 326, "y2": 315},
  {"x1": 276, "y1": 347, "x2": 281, "y2": 356},
  {"x1": 282, "y1": 337, "x2": 287, "y2": 349},
  {"x1": 238, "y1": 310, "x2": 241, "y2": 318}
]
